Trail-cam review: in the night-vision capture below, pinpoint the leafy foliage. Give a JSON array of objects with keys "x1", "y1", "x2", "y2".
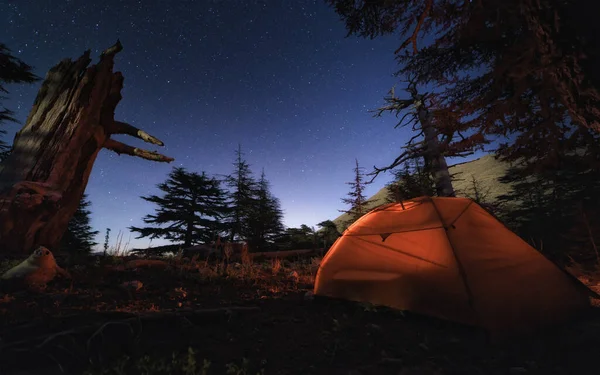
[
  {"x1": 129, "y1": 167, "x2": 230, "y2": 247},
  {"x1": 60, "y1": 194, "x2": 99, "y2": 254}
]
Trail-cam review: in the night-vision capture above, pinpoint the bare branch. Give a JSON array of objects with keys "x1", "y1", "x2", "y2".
[
  {"x1": 367, "y1": 146, "x2": 426, "y2": 183},
  {"x1": 371, "y1": 94, "x2": 415, "y2": 116},
  {"x1": 406, "y1": 131, "x2": 425, "y2": 145},
  {"x1": 104, "y1": 139, "x2": 174, "y2": 163},
  {"x1": 395, "y1": 0, "x2": 433, "y2": 55},
  {"x1": 108, "y1": 121, "x2": 165, "y2": 146},
  {"x1": 101, "y1": 40, "x2": 123, "y2": 58},
  {"x1": 394, "y1": 112, "x2": 417, "y2": 129}
]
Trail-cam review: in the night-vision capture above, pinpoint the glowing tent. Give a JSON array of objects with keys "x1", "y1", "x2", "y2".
[{"x1": 314, "y1": 197, "x2": 591, "y2": 338}]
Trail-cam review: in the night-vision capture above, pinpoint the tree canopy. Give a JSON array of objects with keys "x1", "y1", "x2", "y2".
[
  {"x1": 0, "y1": 43, "x2": 39, "y2": 157},
  {"x1": 224, "y1": 144, "x2": 257, "y2": 242},
  {"x1": 326, "y1": 0, "x2": 600, "y2": 172},
  {"x1": 245, "y1": 169, "x2": 285, "y2": 251},
  {"x1": 339, "y1": 159, "x2": 373, "y2": 228},
  {"x1": 129, "y1": 167, "x2": 230, "y2": 247},
  {"x1": 386, "y1": 157, "x2": 435, "y2": 203}
]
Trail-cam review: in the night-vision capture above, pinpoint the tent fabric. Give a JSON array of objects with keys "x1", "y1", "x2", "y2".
[{"x1": 314, "y1": 196, "x2": 591, "y2": 338}]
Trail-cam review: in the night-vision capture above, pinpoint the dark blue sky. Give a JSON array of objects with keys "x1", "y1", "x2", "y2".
[{"x1": 1, "y1": 0, "x2": 480, "y2": 250}]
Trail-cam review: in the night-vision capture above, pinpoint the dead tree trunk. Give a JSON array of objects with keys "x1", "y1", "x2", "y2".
[{"x1": 0, "y1": 41, "x2": 174, "y2": 255}]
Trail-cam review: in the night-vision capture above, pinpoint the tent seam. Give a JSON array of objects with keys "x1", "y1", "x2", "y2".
[{"x1": 430, "y1": 198, "x2": 478, "y2": 314}]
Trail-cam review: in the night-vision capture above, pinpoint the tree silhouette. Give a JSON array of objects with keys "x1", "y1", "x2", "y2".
[
  {"x1": 496, "y1": 122, "x2": 600, "y2": 265},
  {"x1": 317, "y1": 219, "x2": 341, "y2": 249},
  {"x1": 0, "y1": 43, "x2": 39, "y2": 156},
  {"x1": 326, "y1": 0, "x2": 600, "y2": 174},
  {"x1": 246, "y1": 169, "x2": 285, "y2": 251},
  {"x1": 339, "y1": 159, "x2": 373, "y2": 228},
  {"x1": 224, "y1": 144, "x2": 257, "y2": 242},
  {"x1": 60, "y1": 194, "x2": 99, "y2": 254},
  {"x1": 385, "y1": 157, "x2": 435, "y2": 203},
  {"x1": 129, "y1": 167, "x2": 229, "y2": 247}
]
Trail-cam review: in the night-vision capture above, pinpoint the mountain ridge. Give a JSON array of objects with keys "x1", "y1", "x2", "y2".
[{"x1": 332, "y1": 154, "x2": 514, "y2": 231}]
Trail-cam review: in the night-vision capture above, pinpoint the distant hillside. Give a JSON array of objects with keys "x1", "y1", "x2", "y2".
[{"x1": 332, "y1": 154, "x2": 513, "y2": 231}]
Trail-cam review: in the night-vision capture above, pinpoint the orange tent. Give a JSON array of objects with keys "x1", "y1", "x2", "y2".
[{"x1": 314, "y1": 197, "x2": 591, "y2": 338}]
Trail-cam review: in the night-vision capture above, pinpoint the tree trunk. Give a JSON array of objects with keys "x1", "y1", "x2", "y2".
[
  {"x1": 414, "y1": 95, "x2": 456, "y2": 197},
  {"x1": 0, "y1": 41, "x2": 174, "y2": 255}
]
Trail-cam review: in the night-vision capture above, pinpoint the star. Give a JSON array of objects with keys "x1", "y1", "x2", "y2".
[{"x1": 2, "y1": 0, "x2": 405, "y2": 248}]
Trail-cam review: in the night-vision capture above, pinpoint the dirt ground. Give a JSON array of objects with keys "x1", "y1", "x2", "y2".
[{"x1": 1, "y1": 256, "x2": 600, "y2": 375}]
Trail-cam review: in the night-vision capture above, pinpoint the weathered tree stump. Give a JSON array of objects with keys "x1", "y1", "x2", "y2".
[{"x1": 0, "y1": 41, "x2": 174, "y2": 254}]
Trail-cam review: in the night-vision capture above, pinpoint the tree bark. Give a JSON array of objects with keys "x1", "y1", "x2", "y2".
[
  {"x1": 0, "y1": 41, "x2": 174, "y2": 254},
  {"x1": 414, "y1": 95, "x2": 456, "y2": 197}
]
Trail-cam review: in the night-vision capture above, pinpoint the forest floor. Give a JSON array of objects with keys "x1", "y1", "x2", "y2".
[{"x1": 1, "y1": 255, "x2": 600, "y2": 375}]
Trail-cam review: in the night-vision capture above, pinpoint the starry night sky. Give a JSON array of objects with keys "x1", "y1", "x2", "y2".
[{"x1": 1, "y1": 0, "x2": 480, "y2": 250}]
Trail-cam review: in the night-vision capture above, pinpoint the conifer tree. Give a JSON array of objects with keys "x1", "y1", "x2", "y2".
[
  {"x1": 339, "y1": 159, "x2": 373, "y2": 228},
  {"x1": 0, "y1": 43, "x2": 39, "y2": 157},
  {"x1": 317, "y1": 219, "x2": 341, "y2": 249},
  {"x1": 326, "y1": 0, "x2": 600, "y2": 173},
  {"x1": 371, "y1": 81, "x2": 463, "y2": 195},
  {"x1": 224, "y1": 144, "x2": 257, "y2": 242},
  {"x1": 497, "y1": 129, "x2": 600, "y2": 264},
  {"x1": 246, "y1": 169, "x2": 285, "y2": 251},
  {"x1": 274, "y1": 225, "x2": 318, "y2": 250},
  {"x1": 60, "y1": 194, "x2": 99, "y2": 253},
  {"x1": 129, "y1": 167, "x2": 229, "y2": 247},
  {"x1": 386, "y1": 157, "x2": 435, "y2": 203}
]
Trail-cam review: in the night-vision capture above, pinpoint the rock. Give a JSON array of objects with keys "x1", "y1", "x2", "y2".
[{"x1": 0, "y1": 247, "x2": 69, "y2": 291}]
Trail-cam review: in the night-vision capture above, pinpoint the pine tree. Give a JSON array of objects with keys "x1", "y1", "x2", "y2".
[
  {"x1": 274, "y1": 225, "x2": 317, "y2": 251},
  {"x1": 0, "y1": 43, "x2": 39, "y2": 156},
  {"x1": 386, "y1": 157, "x2": 435, "y2": 203},
  {"x1": 317, "y1": 219, "x2": 341, "y2": 249},
  {"x1": 339, "y1": 159, "x2": 373, "y2": 228},
  {"x1": 224, "y1": 144, "x2": 257, "y2": 242},
  {"x1": 129, "y1": 167, "x2": 230, "y2": 247},
  {"x1": 326, "y1": 0, "x2": 600, "y2": 173},
  {"x1": 60, "y1": 194, "x2": 99, "y2": 253},
  {"x1": 496, "y1": 127, "x2": 600, "y2": 264},
  {"x1": 246, "y1": 169, "x2": 285, "y2": 251}
]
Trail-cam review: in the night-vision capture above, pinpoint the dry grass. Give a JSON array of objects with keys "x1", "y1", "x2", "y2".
[
  {"x1": 3, "y1": 249, "x2": 600, "y2": 375},
  {"x1": 156, "y1": 252, "x2": 321, "y2": 289},
  {"x1": 106, "y1": 230, "x2": 132, "y2": 257}
]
